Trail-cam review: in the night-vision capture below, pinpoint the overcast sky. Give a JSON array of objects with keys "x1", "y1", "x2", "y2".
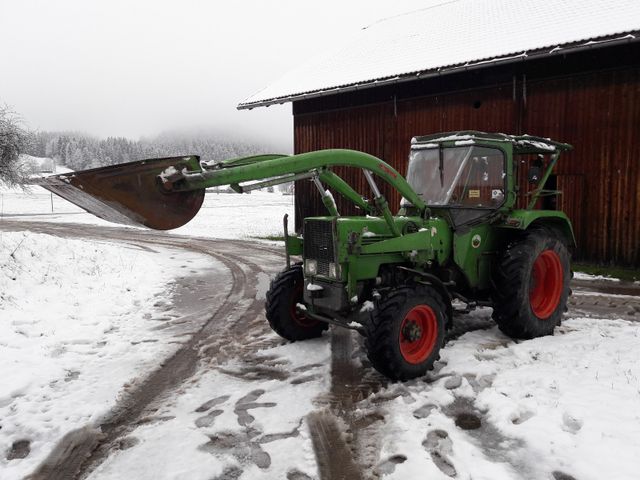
[{"x1": 0, "y1": 0, "x2": 435, "y2": 151}]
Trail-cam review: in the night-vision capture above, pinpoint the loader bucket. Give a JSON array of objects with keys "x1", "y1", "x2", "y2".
[{"x1": 33, "y1": 155, "x2": 205, "y2": 230}]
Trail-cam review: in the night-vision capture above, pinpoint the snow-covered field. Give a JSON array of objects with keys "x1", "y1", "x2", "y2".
[
  {"x1": 2, "y1": 184, "x2": 640, "y2": 479},
  {"x1": 0, "y1": 186, "x2": 294, "y2": 240},
  {"x1": 0, "y1": 186, "x2": 303, "y2": 479},
  {"x1": 0, "y1": 230, "x2": 224, "y2": 479}
]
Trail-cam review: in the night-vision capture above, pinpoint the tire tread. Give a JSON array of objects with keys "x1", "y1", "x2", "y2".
[
  {"x1": 365, "y1": 284, "x2": 446, "y2": 381},
  {"x1": 492, "y1": 229, "x2": 571, "y2": 339},
  {"x1": 265, "y1": 266, "x2": 328, "y2": 341}
]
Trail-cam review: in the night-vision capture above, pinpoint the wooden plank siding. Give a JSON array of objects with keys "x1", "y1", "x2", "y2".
[
  {"x1": 523, "y1": 68, "x2": 640, "y2": 265},
  {"x1": 294, "y1": 104, "x2": 392, "y2": 223},
  {"x1": 293, "y1": 50, "x2": 640, "y2": 266}
]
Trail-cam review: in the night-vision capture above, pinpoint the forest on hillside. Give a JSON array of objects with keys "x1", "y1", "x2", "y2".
[{"x1": 26, "y1": 130, "x2": 275, "y2": 171}]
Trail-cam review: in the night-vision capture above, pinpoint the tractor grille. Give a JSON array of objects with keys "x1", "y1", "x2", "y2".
[{"x1": 304, "y1": 219, "x2": 335, "y2": 276}]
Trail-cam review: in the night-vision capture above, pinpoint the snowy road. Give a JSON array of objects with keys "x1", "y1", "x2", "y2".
[
  {"x1": 1, "y1": 217, "x2": 640, "y2": 480},
  {"x1": 0, "y1": 220, "x2": 328, "y2": 480}
]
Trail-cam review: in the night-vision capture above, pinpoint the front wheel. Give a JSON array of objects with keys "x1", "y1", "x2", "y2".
[
  {"x1": 364, "y1": 285, "x2": 447, "y2": 381},
  {"x1": 265, "y1": 265, "x2": 328, "y2": 341},
  {"x1": 492, "y1": 229, "x2": 571, "y2": 339}
]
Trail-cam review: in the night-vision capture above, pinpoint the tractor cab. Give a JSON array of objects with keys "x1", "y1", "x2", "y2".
[{"x1": 402, "y1": 131, "x2": 572, "y2": 227}]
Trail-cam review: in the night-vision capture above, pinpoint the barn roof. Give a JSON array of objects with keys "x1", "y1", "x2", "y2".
[{"x1": 238, "y1": 0, "x2": 640, "y2": 110}]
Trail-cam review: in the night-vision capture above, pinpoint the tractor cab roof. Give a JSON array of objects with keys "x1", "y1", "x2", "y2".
[{"x1": 411, "y1": 131, "x2": 572, "y2": 155}]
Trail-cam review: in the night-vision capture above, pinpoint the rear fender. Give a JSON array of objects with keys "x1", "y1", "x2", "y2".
[{"x1": 500, "y1": 210, "x2": 576, "y2": 247}]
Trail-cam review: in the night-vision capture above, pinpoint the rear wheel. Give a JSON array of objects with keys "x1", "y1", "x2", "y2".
[
  {"x1": 364, "y1": 285, "x2": 447, "y2": 381},
  {"x1": 265, "y1": 265, "x2": 328, "y2": 341},
  {"x1": 492, "y1": 229, "x2": 571, "y2": 339}
]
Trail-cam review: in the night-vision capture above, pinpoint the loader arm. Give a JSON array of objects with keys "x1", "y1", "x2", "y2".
[
  {"x1": 34, "y1": 149, "x2": 426, "y2": 231},
  {"x1": 165, "y1": 149, "x2": 424, "y2": 206}
]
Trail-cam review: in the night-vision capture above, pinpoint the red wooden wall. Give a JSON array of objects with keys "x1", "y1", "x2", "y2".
[{"x1": 292, "y1": 48, "x2": 640, "y2": 266}]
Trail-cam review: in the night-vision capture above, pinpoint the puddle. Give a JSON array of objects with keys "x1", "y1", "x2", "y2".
[
  {"x1": 553, "y1": 471, "x2": 577, "y2": 480},
  {"x1": 287, "y1": 469, "x2": 314, "y2": 480},
  {"x1": 377, "y1": 454, "x2": 408, "y2": 475},
  {"x1": 6, "y1": 439, "x2": 30, "y2": 460},
  {"x1": 422, "y1": 429, "x2": 456, "y2": 477},
  {"x1": 455, "y1": 412, "x2": 482, "y2": 430},
  {"x1": 444, "y1": 397, "x2": 523, "y2": 464},
  {"x1": 195, "y1": 395, "x2": 230, "y2": 413},
  {"x1": 113, "y1": 436, "x2": 139, "y2": 451},
  {"x1": 210, "y1": 465, "x2": 243, "y2": 480}
]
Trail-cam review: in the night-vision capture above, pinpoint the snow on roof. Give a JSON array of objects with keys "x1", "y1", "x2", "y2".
[
  {"x1": 238, "y1": 0, "x2": 640, "y2": 109},
  {"x1": 411, "y1": 131, "x2": 573, "y2": 153}
]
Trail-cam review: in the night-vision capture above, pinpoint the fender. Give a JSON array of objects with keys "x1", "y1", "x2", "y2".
[
  {"x1": 397, "y1": 266, "x2": 454, "y2": 328},
  {"x1": 499, "y1": 210, "x2": 576, "y2": 247}
]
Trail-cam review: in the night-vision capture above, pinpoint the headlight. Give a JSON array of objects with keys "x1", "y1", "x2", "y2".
[
  {"x1": 305, "y1": 259, "x2": 317, "y2": 275},
  {"x1": 328, "y1": 262, "x2": 337, "y2": 278}
]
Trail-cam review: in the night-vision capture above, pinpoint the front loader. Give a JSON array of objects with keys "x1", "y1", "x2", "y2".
[{"x1": 35, "y1": 131, "x2": 574, "y2": 380}]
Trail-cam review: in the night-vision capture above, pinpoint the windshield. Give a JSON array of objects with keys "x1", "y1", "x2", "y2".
[{"x1": 404, "y1": 146, "x2": 506, "y2": 208}]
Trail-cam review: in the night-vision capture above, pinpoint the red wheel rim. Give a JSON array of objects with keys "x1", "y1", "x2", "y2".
[
  {"x1": 399, "y1": 305, "x2": 439, "y2": 364},
  {"x1": 290, "y1": 283, "x2": 318, "y2": 327},
  {"x1": 529, "y1": 250, "x2": 564, "y2": 319}
]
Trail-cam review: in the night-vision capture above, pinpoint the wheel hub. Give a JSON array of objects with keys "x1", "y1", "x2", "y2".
[
  {"x1": 529, "y1": 249, "x2": 564, "y2": 319},
  {"x1": 402, "y1": 320, "x2": 423, "y2": 342},
  {"x1": 398, "y1": 305, "x2": 439, "y2": 365}
]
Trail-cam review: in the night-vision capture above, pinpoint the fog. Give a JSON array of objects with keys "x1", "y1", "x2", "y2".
[{"x1": 0, "y1": 0, "x2": 436, "y2": 151}]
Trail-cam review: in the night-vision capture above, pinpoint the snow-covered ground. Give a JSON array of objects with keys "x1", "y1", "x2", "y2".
[
  {"x1": 0, "y1": 186, "x2": 295, "y2": 240},
  {"x1": 0, "y1": 230, "x2": 225, "y2": 479},
  {"x1": 375, "y1": 315, "x2": 640, "y2": 480},
  {"x1": 573, "y1": 271, "x2": 621, "y2": 282},
  {"x1": 2, "y1": 181, "x2": 640, "y2": 479},
  {"x1": 88, "y1": 340, "x2": 330, "y2": 480},
  {"x1": 0, "y1": 184, "x2": 303, "y2": 479}
]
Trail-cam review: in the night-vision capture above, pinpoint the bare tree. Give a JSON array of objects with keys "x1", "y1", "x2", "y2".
[{"x1": 0, "y1": 105, "x2": 32, "y2": 186}]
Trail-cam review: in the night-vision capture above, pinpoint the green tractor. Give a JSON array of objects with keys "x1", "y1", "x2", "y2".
[{"x1": 37, "y1": 131, "x2": 574, "y2": 381}]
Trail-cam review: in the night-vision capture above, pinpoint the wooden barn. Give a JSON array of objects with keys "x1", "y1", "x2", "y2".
[{"x1": 239, "y1": 1, "x2": 640, "y2": 267}]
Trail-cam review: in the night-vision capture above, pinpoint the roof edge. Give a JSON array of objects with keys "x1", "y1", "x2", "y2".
[{"x1": 237, "y1": 31, "x2": 639, "y2": 110}]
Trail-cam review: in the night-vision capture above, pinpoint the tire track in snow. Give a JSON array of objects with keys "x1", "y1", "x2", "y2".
[
  {"x1": 307, "y1": 326, "x2": 389, "y2": 480},
  {"x1": 5, "y1": 221, "x2": 635, "y2": 479},
  {"x1": 0, "y1": 220, "x2": 284, "y2": 480}
]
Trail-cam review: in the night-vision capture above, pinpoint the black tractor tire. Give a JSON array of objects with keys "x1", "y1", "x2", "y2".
[
  {"x1": 265, "y1": 265, "x2": 328, "y2": 341},
  {"x1": 492, "y1": 228, "x2": 571, "y2": 339},
  {"x1": 364, "y1": 285, "x2": 447, "y2": 381}
]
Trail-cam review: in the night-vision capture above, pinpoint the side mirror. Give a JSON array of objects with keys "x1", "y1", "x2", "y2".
[{"x1": 528, "y1": 165, "x2": 542, "y2": 184}]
